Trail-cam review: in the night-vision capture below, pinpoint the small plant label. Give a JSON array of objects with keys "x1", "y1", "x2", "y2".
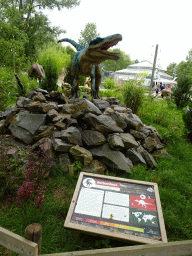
[{"x1": 64, "y1": 172, "x2": 167, "y2": 244}]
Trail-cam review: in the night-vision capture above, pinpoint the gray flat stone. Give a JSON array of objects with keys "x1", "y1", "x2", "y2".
[
  {"x1": 83, "y1": 113, "x2": 124, "y2": 134},
  {"x1": 126, "y1": 148, "x2": 146, "y2": 165},
  {"x1": 90, "y1": 143, "x2": 131, "y2": 173},
  {"x1": 120, "y1": 133, "x2": 139, "y2": 149},
  {"x1": 52, "y1": 138, "x2": 73, "y2": 152}
]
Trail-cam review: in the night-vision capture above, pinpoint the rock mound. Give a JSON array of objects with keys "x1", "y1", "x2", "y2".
[{"x1": 0, "y1": 88, "x2": 167, "y2": 174}]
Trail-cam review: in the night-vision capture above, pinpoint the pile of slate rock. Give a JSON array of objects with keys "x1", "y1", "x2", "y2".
[{"x1": 0, "y1": 88, "x2": 169, "y2": 174}]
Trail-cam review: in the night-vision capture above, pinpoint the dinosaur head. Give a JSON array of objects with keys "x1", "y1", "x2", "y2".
[{"x1": 87, "y1": 34, "x2": 122, "y2": 63}]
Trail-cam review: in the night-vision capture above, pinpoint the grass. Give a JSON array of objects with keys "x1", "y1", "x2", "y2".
[{"x1": 0, "y1": 95, "x2": 192, "y2": 255}]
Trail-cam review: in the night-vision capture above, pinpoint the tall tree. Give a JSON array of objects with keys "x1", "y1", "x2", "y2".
[
  {"x1": 166, "y1": 62, "x2": 177, "y2": 77},
  {"x1": 78, "y1": 22, "x2": 100, "y2": 46},
  {"x1": 186, "y1": 48, "x2": 192, "y2": 62},
  {"x1": 176, "y1": 61, "x2": 192, "y2": 78},
  {"x1": 0, "y1": 0, "x2": 80, "y2": 67},
  {"x1": 103, "y1": 49, "x2": 133, "y2": 72}
]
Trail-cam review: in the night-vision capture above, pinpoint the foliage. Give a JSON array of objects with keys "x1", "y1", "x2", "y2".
[
  {"x1": 0, "y1": 0, "x2": 79, "y2": 68},
  {"x1": 176, "y1": 60, "x2": 192, "y2": 78},
  {"x1": 182, "y1": 103, "x2": 192, "y2": 140},
  {"x1": 16, "y1": 150, "x2": 53, "y2": 209},
  {"x1": 64, "y1": 60, "x2": 73, "y2": 85},
  {"x1": 99, "y1": 89, "x2": 115, "y2": 98},
  {"x1": 172, "y1": 75, "x2": 192, "y2": 108},
  {"x1": 122, "y1": 79, "x2": 145, "y2": 113},
  {"x1": 103, "y1": 77, "x2": 116, "y2": 89},
  {"x1": 40, "y1": 57, "x2": 59, "y2": 91},
  {"x1": 24, "y1": 12, "x2": 65, "y2": 61},
  {"x1": 0, "y1": 67, "x2": 17, "y2": 111},
  {"x1": 138, "y1": 98, "x2": 185, "y2": 136},
  {"x1": 166, "y1": 62, "x2": 177, "y2": 77},
  {"x1": 72, "y1": 161, "x2": 83, "y2": 172},
  {"x1": 0, "y1": 19, "x2": 28, "y2": 71},
  {"x1": 186, "y1": 48, "x2": 192, "y2": 62},
  {"x1": 0, "y1": 141, "x2": 25, "y2": 199},
  {"x1": 78, "y1": 22, "x2": 100, "y2": 46},
  {"x1": 136, "y1": 72, "x2": 149, "y2": 84},
  {"x1": 38, "y1": 43, "x2": 71, "y2": 74},
  {"x1": 64, "y1": 45, "x2": 76, "y2": 59},
  {"x1": 17, "y1": 71, "x2": 39, "y2": 93},
  {"x1": 103, "y1": 49, "x2": 133, "y2": 71}
]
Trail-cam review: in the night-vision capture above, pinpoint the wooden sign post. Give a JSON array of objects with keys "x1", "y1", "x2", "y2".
[{"x1": 64, "y1": 172, "x2": 167, "y2": 244}]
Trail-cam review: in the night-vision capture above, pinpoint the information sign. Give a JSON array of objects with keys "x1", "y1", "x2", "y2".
[{"x1": 64, "y1": 172, "x2": 167, "y2": 244}]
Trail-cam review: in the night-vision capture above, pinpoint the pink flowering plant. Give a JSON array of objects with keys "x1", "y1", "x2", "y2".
[{"x1": 16, "y1": 150, "x2": 53, "y2": 209}]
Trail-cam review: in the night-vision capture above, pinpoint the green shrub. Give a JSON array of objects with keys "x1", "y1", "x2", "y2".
[
  {"x1": 40, "y1": 57, "x2": 58, "y2": 92},
  {"x1": 172, "y1": 75, "x2": 192, "y2": 108},
  {"x1": 17, "y1": 71, "x2": 38, "y2": 93},
  {"x1": 99, "y1": 89, "x2": 114, "y2": 98},
  {"x1": 122, "y1": 79, "x2": 145, "y2": 113},
  {"x1": 0, "y1": 137, "x2": 25, "y2": 199},
  {"x1": 0, "y1": 67, "x2": 17, "y2": 111},
  {"x1": 38, "y1": 44, "x2": 71, "y2": 75},
  {"x1": 103, "y1": 77, "x2": 116, "y2": 89},
  {"x1": 182, "y1": 103, "x2": 192, "y2": 140}
]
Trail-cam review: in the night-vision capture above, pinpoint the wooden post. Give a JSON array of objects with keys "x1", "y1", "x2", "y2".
[
  {"x1": 25, "y1": 223, "x2": 42, "y2": 255},
  {"x1": 0, "y1": 226, "x2": 38, "y2": 256},
  {"x1": 150, "y1": 44, "x2": 158, "y2": 97}
]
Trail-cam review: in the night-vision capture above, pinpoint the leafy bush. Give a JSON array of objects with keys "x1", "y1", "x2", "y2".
[
  {"x1": 72, "y1": 161, "x2": 83, "y2": 172},
  {"x1": 182, "y1": 103, "x2": 192, "y2": 140},
  {"x1": 0, "y1": 140, "x2": 25, "y2": 199},
  {"x1": 172, "y1": 75, "x2": 192, "y2": 108},
  {"x1": 17, "y1": 71, "x2": 38, "y2": 93},
  {"x1": 122, "y1": 79, "x2": 145, "y2": 113},
  {"x1": 99, "y1": 89, "x2": 115, "y2": 98},
  {"x1": 16, "y1": 150, "x2": 53, "y2": 209},
  {"x1": 38, "y1": 44, "x2": 71, "y2": 75},
  {"x1": 103, "y1": 77, "x2": 116, "y2": 89},
  {"x1": 40, "y1": 57, "x2": 58, "y2": 92},
  {"x1": 0, "y1": 67, "x2": 17, "y2": 111}
]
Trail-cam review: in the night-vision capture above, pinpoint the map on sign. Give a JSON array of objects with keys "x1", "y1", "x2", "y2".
[{"x1": 69, "y1": 175, "x2": 163, "y2": 241}]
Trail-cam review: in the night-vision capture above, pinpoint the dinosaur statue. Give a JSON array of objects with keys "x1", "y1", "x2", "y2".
[
  {"x1": 58, "y1": 34, "x2": 122, "y2": 98},
  {"x1": 28, "y1": 63, "x2": 46, "y2": 82}
]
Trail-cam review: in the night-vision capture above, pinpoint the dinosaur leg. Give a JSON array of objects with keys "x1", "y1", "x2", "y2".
[
  {"x1": 91, "y1": 65, "x2": 96, "y2": 98},
  {"x1": 94, "y1": 65, "x2": 101, "y2": 99},
  {"x1": 70, "y1": 76, "x2": 80, "y2": 98}
]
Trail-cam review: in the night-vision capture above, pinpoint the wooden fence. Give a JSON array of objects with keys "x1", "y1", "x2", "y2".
[{"x1": 0, "y1": 225, "x2": 192, "y2": 256}]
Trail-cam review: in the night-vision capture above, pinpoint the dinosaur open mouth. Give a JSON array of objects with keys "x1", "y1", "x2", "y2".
[
  {"x1": 101, "y1": 39, "x2": 120, "y2": 50},
  {"x1": 98, "y1": 38, "x2": 122, "y2": 58}
]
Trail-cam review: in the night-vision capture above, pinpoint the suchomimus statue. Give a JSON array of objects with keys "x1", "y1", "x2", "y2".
[{"x1": 58, "y1": 34, "x2": 122, "y2": 99}]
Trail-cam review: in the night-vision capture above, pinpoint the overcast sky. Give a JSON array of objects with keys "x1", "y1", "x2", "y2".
[{"x1": 43, "y1": 0, "x2": 192, "y2": 70}]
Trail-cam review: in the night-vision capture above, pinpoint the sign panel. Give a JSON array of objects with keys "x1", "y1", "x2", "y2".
[{"x1": 64, "y1": 172, "x2": 167, "y2": 244}]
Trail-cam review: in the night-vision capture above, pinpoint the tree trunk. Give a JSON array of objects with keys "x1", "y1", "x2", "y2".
[{"x1": 19, "y1": 0, "x2": 23, "y2": 10}]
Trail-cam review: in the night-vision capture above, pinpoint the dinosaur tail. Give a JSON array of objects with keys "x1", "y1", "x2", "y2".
[{"x1": 57, "y1": 38, "x2": 84, "y2": 51}]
